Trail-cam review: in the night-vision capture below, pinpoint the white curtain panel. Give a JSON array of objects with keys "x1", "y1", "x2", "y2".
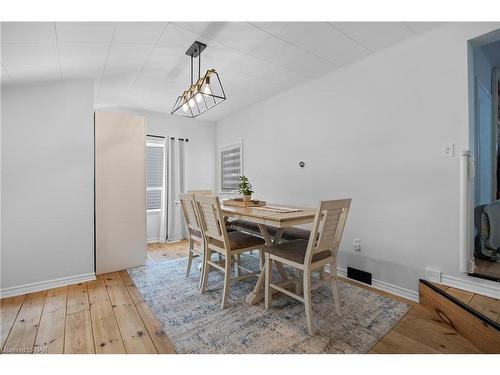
[
  {"x1": 166, "y1": 138, "x2": 187, "y2": 241},
  {"x1": 178, "y1": 140, "x2": 187, "y2": 238},
  {"x1": 158, "y1": 137, "x2": 168, "y2": 243}
]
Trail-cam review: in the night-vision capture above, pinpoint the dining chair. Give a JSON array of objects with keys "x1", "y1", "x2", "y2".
[
  {"x1": 179, "y1": 193, "x2": 205, "y2": 281},
  {"x1": 186, "y1": 189, "x2": 233, "y2": 263},
  {"x1": 194, "y1": 194, "x2": 266, "y2": 309},
  {"x1": 264, "y1": 199, "x2": 351, "y2": 335}
]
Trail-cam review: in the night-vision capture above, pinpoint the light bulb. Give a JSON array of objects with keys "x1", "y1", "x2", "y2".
[
  {"x1": 195, "y1": 92, "x2": 203, "y2": 103},
  {"x1": 182, "y1": 103, "x2": 188, "y2": 112},
  {"x1": 202, "y1": 84, "x2": 212, "y2": 95}
]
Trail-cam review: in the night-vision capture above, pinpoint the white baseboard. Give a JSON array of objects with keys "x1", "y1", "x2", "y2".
[
  {"x1": 0, "y1": 273, "x2": 96, "y2": 298},
  {"x1": 335, "y1": 267, "x2": 419, "y2": 302},
  {"x1": 441, "y1": 274, "x2": 500, "y2": 299},
  {"x1": 148, "y1": 237, "x2": 187, "y2": 244}
]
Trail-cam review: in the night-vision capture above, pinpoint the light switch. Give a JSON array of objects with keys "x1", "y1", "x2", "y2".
[
  {"x1": 442, "y1": 143, "x2": 454, "y2": 157},
  {"x1": 353, "y1": 238, "x2": 361, "y2": 251}
]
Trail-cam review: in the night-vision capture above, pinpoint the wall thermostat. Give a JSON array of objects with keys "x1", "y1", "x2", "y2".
[{"x1": 298, "y1": 161, "x2": 305, "y2": 168}]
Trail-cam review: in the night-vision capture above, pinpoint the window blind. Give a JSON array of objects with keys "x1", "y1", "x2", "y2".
[
  {"x1": 146, "y1": 136, "x2": 165, "y2": 210},
  {"x1": 221, "y1": 146, "x2": 241, "y2": 192}
]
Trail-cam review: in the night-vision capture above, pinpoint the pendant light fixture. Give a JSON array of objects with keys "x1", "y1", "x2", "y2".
[{"x1": 171, "y1": 41, "x2": 226, "y2": 118}]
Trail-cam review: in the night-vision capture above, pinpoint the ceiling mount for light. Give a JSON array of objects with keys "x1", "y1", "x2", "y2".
[{"x1": 171, "y1": 41, "x2": 226, "y2": 118}]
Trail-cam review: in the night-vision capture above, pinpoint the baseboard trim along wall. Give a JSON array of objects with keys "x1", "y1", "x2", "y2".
[
  {"x1": 335, "y1": 267, "x2": 420, "y2": 302},
  {"x1": 0, "y1": 273, "x2": 96, "y2": 298},
  {"x1": 441, "y1": 274, "x2": 500, "y2": 300}
]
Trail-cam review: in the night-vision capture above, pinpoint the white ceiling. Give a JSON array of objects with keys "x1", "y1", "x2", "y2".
[{"x1": 1, "y1": 22, "x2": 444, "y2": 121}]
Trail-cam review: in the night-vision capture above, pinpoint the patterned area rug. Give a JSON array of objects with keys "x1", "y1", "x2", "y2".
[{"x1": 129, "y1": 255, "x2": 410, "y2": 353}]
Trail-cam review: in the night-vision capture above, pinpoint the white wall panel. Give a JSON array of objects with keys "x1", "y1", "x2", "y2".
[{"x1": 95, "y1": 111, "x2": 146, "y2": 274}]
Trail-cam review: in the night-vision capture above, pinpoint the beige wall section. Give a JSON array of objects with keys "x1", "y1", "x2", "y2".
[{"x1": 95, "y1": 111, "x2": 147, "y2": 274}]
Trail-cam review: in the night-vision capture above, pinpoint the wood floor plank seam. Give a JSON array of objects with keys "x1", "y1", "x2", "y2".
[
  {"x1": 32, "y1": 288, "x2": 50, "y2": 353},
  {"x1": 62, "y1": 286, "x2": 68, "y2": 353},
  {"x1": 117, "y1": 271, "x2": 159, "y2": 354},
  {"x1": 86, "y1": 282, "x2": 97, "y2": 354},
  {"x1": 64, "y1": 283, "x2": 95, "y2": 354},
  {"x1": 34, "y1": 286, "x2": 68, "y2": 353},
  {"x1": 66, "y1": 282, "x2": 90, "y2": 315},
  {"x1": 3, "y1": 291, "x2": 47, "y2": 354},
  {"x1": 101, "y1": 276, "x2": 128, "y2": 354},
  {"x1": 102, "y1": 273, "x2": 157, "y2": 353},
  {"x1": 30, "y1": 291, "x2": 48, "y2": 354},
  {"x1": 0, "y1": 295, "x2": 25, "y2": 353}
]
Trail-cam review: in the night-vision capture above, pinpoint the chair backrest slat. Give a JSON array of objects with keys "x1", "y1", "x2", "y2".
[
  {"x1": 179, "y1": 193, "x2": 201, "y2": 237},
  {"x1": 194, "y1": 194, "x2": 228, "y2": 246},
  {"x1": 187, "y1": 189, "x2": 213, "y2": 195},
  {"x1": 306, "y1": 199, "x2": 351, "y2": 262}
]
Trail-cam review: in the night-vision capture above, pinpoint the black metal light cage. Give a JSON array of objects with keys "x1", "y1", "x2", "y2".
[{"x1": 171, "y1": 41, "x2": 226, "y2": 118}]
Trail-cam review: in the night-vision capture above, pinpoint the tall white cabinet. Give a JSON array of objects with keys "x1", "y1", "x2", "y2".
[{"x1": 95, "y1": 111, "x2": 147, "y2": 274}]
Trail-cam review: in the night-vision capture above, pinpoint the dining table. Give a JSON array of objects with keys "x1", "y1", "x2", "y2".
[{"x1": 221, "y1": 202, "x2": 316, "y2": 305}]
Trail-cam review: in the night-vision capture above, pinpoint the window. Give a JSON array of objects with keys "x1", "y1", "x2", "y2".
[
  {"x1": 146, "y1": 136, "x2": 165, "y2": 211},
  {"x1": 220, "y1": 142, "x2": 242, "y2": 193}
]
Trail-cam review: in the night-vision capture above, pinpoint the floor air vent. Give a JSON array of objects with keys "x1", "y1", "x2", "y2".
[{"x1": 347, "y1": 267, "x2": 372, "y2": 285}]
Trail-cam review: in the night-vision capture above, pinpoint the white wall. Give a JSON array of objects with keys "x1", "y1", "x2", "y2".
[
  {"x1": 216, "y1": 23, "x2": 500, "y2": 296},
  {"x1": 100, "y1": 108, "x2": 217, "y2": 242},
  {"x1": 145, "y1": 110, "x2": 217, "y2": 192},
  {"x1": 1, "y1": 80, "x2": 95, "y2": 294}
]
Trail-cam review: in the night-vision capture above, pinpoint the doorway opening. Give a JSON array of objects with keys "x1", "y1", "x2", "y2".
[
  {"x1": 469, "y1": 37, "x2": 500, "y2": 281},
  {"x1": 146, "y1": 135, "x2": 188, "y2": 245}
]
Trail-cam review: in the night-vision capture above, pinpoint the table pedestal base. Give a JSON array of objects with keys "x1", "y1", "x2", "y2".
[{"x1": 246, "y1": 225, "x2": 291, "y2": 305}]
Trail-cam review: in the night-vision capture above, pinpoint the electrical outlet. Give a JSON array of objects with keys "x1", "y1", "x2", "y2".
[
  {"x1": 425, "y1": 267, "x2": 442, "y2": 283},
  {"x1": 442, "y1": 143, "x2": 454, "y2": 157},
  {"x1": 353, "y1": 238, "x2": 361, "y2": 251}
]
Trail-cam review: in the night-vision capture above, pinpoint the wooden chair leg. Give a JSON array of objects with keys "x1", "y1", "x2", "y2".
[
  {"x1": 235, "y1": 254, "x2": 241, "y2": 277},
  {"x1": 295, "y1": 269, "x2": 303, "y2": 295},
  {"x1": 330, "y1": 260, "x2": 341, "y2": 316},
  {"x1": 201, "y1": 248, "x2": 211, "y2": 293},
  {"x1": 185, "y1": 238, "x2": 194, "y2": 277},
  {"x1": 264, "y1": 253, "x2": 272, "y2": 310},
  {"x1": 198, "y1": 241, "x2": 206, "y2": 290},
  {"x1": 221, "y1": 253, "x2": 232, "y2": 309},
  {"x1": 303, "y1": 270, "x2": 315, "y2": 335},
  {"x1": 319, "y1": 266, "x2": 325, "y2": 280}
]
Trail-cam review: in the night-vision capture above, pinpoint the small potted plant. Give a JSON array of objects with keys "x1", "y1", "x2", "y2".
[{"x1": 238, "y1": 175, "x2": 254, "y2": 206}]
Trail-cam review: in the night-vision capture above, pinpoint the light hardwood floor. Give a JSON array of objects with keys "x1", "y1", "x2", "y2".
[
  {"x1": 0, "y1": 241, "x2": 483, "y2": 354},
  {"x1": 432, "y1": 282, "x2": 500, "y2": 323},
  {"x1": 1, "y1": 270, "x2": 175, "y2": 354}
]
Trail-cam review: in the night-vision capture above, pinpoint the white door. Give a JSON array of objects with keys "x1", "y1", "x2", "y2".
[{"x1": 95, "y1": 111, "x2": 147, "y2": 274}]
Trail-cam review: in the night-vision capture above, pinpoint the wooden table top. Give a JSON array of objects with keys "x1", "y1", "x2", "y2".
[{"x1": 221, "y1": 203, "x2": 316, "y2": 228}]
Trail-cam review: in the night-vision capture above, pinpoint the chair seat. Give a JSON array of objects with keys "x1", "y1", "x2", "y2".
[
  {"x1": 213, "y1": 230, "x2": 265, "y2": 251},
  {"x1": 191, "y1": 225, "x2": 234, "y2": 239},
  {"x1": 267, "y1": 239, "x2": 331, "y2": 264}
]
